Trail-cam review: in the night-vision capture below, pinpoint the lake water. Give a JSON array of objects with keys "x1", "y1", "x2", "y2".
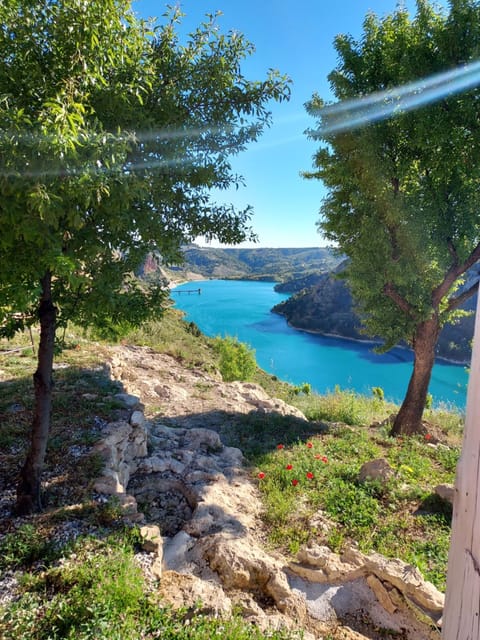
[{"x1": 172, "y1": 279, "x2": 469, "y2": 409}]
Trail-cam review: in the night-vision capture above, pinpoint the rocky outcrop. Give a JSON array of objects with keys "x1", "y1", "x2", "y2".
[
  {"x1": 289, "y1": 544, "x2": 443, "y2": 638},
  {"x1": 272, "y1": 267, "x2": 475, "y2": 363},
  {"x1": 435, "y1": 483, "x2": 455, "y2": 505},
  {"x1": 358, "y1": 458, "x2": 395, "y2": 484},
  {"x1": 91, "y1": 345, "x2": 445, "y2": 640}
]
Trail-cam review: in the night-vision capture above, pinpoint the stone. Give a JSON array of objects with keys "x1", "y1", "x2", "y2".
[
  {"x1": 366, "y1": 574, "x2": 397, "y2": 614},
  {"x1": 163, "y1": 531, "x2": 195, "y2": 572},
  {"x1": 201, "y1": 533, "x2": 304, "y2": 616},
  {"x1": 92, "y1": 420, "x2": 148, "y2": 494},
  {"x1": 186, "y1": 427, "x2": 223, "y2": 452},
  {"x1": 159, "y1": 571, "x2": 233, "y2": 615},
  {"x1": 358, "y1": 458, "x2": 394, "y2": 483},
  {"x1": 100, "y1": 344, "x2": 445, "y2": 639},
  {"x1": 291, "y1": 545, "x2": 364, "y2": 584},
  {"x1": 114, "y1": 392, "x2": 143, "y2": 409},
  {"x1": 342, "y1": 547, "x2": 444, "y2": 615},
  {"x1": 435, "y1": 483, "x2": 455, "y2": 505},
  {"x1": 130, "y1": 410, "x2": 145, "y2": 427},
  {"x1": 140, "y1": 524, "x2": 163, "y2": 553}
]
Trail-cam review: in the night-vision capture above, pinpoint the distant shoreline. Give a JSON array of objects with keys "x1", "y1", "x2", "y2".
[
  {"x1": 174, "y1": 277, "x2": 470, "y2": 368},
  {"x1": 282, "y1": 318, "x2": 470, "y2": 367}
]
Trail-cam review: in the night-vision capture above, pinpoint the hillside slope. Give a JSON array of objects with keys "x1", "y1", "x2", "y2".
[
  {"x1": 273, "y1": 269, "x2": 476, "y2": 363},
  {"x1": 168, "y1": 245, "x2": 342, "y2": 281}
]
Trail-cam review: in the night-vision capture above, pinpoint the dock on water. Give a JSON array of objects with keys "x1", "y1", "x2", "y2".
[{"x1": 172, "y1": 288, "x2": 201, "y2": 295}]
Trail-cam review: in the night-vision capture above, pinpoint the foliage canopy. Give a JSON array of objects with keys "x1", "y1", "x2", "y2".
[
  {"x1": 0, "y1": 0, "x2": 289, "y2": 337},
  {"x1": 0, "y1": 0, "x2": 289, "y2": 512}
]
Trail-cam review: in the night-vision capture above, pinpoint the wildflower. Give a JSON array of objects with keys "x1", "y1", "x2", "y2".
[
  {"x1": 314, "y1": 454, "x2": 321, "y2": 459},
  {"x1": 306, "y1": 472, "x2": 314, "y2": 480},
  {"x1": 257, "y1": 472, "x2": 265, "y2": 479},
  {"x1": 277, "y1": 444, "x2": 284, "y2": 450},
  {"x1": 321, "y1": 456, "x2": 328, "y2": 463},
  {"x1": 285, "y1": 464, "x2": 293, "y2": 470},
  {"x1": 401, "y1": 465, "x2": 413, "y2": 474},
  {"x1": 425, "y1": 433, "x2": 432, "y2": 441},
  {"x1": 292, "y1": 479, "x2": 299, "y2": 486},
  {"x1": 306, "y1": 442, "x2": 313, "y2": 449}
]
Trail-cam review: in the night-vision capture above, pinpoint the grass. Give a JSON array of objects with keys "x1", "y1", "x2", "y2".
[
  {"x1": 0, "y1": 311, "x2": 466, "y2": 637},
  {"x1": 0, "y1": 530, "x2": 302, "y2": 640},
  {"x1": 251, "y1": 420, "x2": 460, "y2": 591}
]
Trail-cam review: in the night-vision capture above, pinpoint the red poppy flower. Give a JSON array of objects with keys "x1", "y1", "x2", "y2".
[
  {"x1": 306, "y1": 442, "x2": 313, "y2": 449},
  {"x1": 277, "y1": 444, "x2": 284, "y2": 450},
  {"x1": 285, "y1": 464, "x2": 293, "y2": 470},
  {"x1": 257, "y1": 472, "x2": 265, "y2": 479},
  {"x1": 425, "y1": 433, "x2": 432, "y2": 441},
  {"x1": 306, "y1": 472, "x2": 314, "y2": 480},
  {"x1": 292, "y1": 479, "x2": 299, "y2": 486},
  {"x1": 314, "y1": 454, "x2": 321, "y2": 459},
  {"x1": 321, "y1": 456, "x2": 328, "y2": 463}
]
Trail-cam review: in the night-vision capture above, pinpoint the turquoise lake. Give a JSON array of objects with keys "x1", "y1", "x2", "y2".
[{"x1": 172, "y1": 279, "x2": 469, "y2": 409}]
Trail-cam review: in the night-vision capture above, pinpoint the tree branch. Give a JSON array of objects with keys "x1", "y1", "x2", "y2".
[
  {"x1": 447, "y1": 279, "x2": 479, "y2": 312},
  {"x1": 383, "y1": 282, "x2": 414, "y2": 316},
  {"x1": 433, "y1": 241, "x2": 480, "y2": 306},
  {"x1": 447, "y1": 237, "x2": 459, "y2": 267}
]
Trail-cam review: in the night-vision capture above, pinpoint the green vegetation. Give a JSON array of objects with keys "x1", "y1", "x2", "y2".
[
  {"x1": 213, "y1": 336, "x2": 257, "y2": 382},
  {"x1": 168, "y1": 245, "x2": 341, "y2": 282},
  {"x1": 0, "y1": 312, "x2": 464, "y2": 638},
  {"x1": 253, "y1": 418, "x2": 458, "y2": 591},
  {"x1": 0, "y1": 532, "x2": 301, "y2": 640}
]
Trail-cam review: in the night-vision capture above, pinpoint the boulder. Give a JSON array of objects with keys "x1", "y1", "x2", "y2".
[
  {"x1": 435, "y1": 483, "x2": 455, "y2": 505},
  {"x1": 358, "y1": 458, "x2": 394, "y2": 483}
]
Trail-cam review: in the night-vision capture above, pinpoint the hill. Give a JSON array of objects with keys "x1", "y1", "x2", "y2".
[
  {"x1": 166, "y1": 245, "x2": 342, "y2": 281},
  {"x1": 272, "y1": 265, "x2": 476, "y2": 363}
]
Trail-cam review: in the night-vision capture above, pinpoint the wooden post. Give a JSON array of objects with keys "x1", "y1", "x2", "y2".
[{"x1": 442, "y1": 293, "x2": 480, "y2": 639}]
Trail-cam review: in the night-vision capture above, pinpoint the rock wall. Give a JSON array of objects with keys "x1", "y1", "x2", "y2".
[{"x1": 91, "y1": 345, "x2": 445, "y2": 640}]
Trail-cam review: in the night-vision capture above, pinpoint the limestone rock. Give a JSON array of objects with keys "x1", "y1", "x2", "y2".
[
  {"x1": 140, "y1": 524, "x2": 163, "y2": 554},
  {"x1": 358, "y1": 458, "x2": 394, "y2": 483},
  {"x1": 159, "y1": 571, "x2": 233, "y2": 615},
  {"x1": 130, "y1": 410, "x2": 145, "y2": 428},
  {"x1": 435, "y1": 483, "x2": 455, "y2": 505},
  {"x1": 114, "y1": 392, "x2": 143, "y2": 410},
  {"x1": 366, "y1": 574, "x2": 397, "y2": 614},
  {"x1": 201, "y1": 533, "x2": 304, "y2": 617},
  {"x1": 163, "y1": 531, "x2": 196, "y2": 573},
  {"x1": 291, "y1": 545, "x2": 364, "y2": 584},
  {"x1": 343, "y1": 547, "x2": 444, "y2": 615},
  {"x1": 185, "y1": 427, "x2": 223, "y2": 452},
  {"x1": 100, "y1": 344, "x2": 445, "y2": 640},
  {"x1": 92, "y1": 419, "x2": 148, "y2": 493}
]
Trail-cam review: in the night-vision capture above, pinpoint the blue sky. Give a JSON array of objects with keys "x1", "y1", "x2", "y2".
[{"x1": 132, "y1": 1, "x2": 443, "y2": 248}]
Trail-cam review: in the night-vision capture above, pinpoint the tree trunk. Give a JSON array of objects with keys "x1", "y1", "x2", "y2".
[
  {"x1": 15, "y1": 271, "x2": 56, "y2": 515},
  {"x1": 390, "y1": 315, "x2": 440, "y2": 436},
  {"x1": 442, "y1": 294, "x2": 480, "y2": 639}
]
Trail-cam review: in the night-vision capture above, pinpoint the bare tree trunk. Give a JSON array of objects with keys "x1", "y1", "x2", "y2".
[
  {"x1": 442, "y1": 295, "x2": 480, "y2": 639},
  {"x1": 16, "y1": 271, "x2": 56, "y2": 515},
  {"x1": 390, "y1": 316, "x2": 440, "y2": 436}
]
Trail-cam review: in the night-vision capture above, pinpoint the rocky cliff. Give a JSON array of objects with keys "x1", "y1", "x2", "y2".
[{"x1": 273, "y1": 269, "x2": 476, "y2": 363}]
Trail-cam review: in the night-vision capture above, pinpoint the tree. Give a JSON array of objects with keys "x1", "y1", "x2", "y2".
[
  {"x1": 0, "y1": 0, "x2": 289, "y2": 514},
  {"x1": 305, "y1": 0, "x2": 480, "y2": 435}
]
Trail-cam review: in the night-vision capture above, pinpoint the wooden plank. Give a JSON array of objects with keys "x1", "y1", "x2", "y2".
[{"x1": 443, "y1": 293, "x2": 480, "y2": 639}]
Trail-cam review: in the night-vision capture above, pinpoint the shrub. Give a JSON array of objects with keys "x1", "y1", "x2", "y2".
[
  {"x1": 0, "y1": 524, "x2": 53, "y2": 571},
  {"x1": 213, "y1": 336, "x2": 257, "y2": 382}
]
